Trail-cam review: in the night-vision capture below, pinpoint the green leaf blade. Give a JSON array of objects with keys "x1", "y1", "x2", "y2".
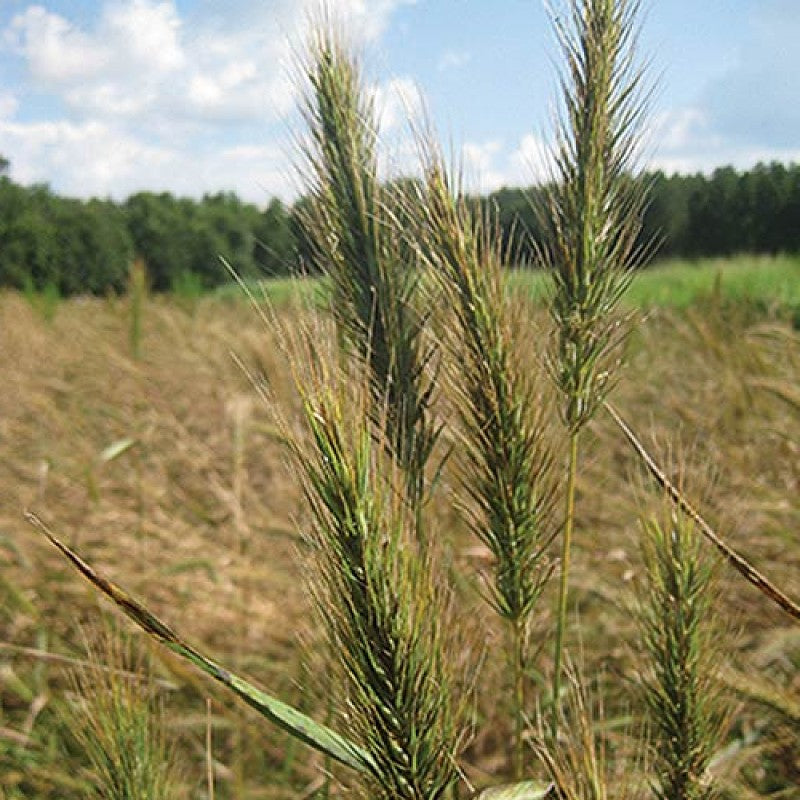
[{"x1": 26, "y1": 512, "x2": 373, "y2": 774}]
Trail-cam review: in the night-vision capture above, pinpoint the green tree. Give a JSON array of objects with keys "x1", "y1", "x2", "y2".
[
  {"x1": 125, "y1": 192, "x2": 193, "y2": 290},
  {"x1": 252, "y1": 197, "x2": 294, "y2": 276},
  {"x1": 0, "y1": 181, "x2": 59, "y2": 289}
]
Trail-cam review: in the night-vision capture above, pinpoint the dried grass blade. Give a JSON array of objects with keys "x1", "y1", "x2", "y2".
[
  {"x1": 605, "y1": 404, "x2": 800, "y2": 622},
  {"x1": 719, "y1": 668, "x2": 800, "y2": 725},
  {"x1": 25, "y1": 512, "x2": 374, "y2": 773},
  {"x1": 472, "y1": 780, "x2": 555, "y2": 800}
]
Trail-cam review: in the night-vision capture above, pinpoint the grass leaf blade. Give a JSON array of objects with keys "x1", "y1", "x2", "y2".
[
  {"x1": 26, "y1": 512, "x2": 374, "y2": 773},
  {"x1": 473, "y1": 781, "x2": 555, "y2": 800},
  {"x1": 605, "y1": 403, "x2": 800, "y2": 623}
]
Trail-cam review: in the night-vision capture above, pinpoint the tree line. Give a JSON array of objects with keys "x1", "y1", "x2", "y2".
[
  {"x1": 491, "y1": 162, "x2": 800, "y2": 265},
  {"x1": 1, "y1": 156, "x2": 799, "y2": 295}
]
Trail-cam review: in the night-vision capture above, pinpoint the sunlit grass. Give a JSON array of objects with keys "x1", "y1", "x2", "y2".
[
  {"x1": 3, "y1": 282, "x2": 798, "y2": 798},
  {"x1": 212, "y1": 255, "x2": 800, "y2": 317},
  {"x1": 512, "y1": 254, "x2": 800, "y2": 311}
]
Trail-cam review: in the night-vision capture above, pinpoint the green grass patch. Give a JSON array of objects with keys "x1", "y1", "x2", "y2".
[
  {"x1": 508, "y1": 254, "x2": 800, "y2": 314},
  {"x1": 212, "y1": 274, "x2": 327, "y2": 307},
  {"x1": 627, "y1": 254, "x2": 800, "y2": 309},
  {"x1": 210, "y1": 255, "x2": 800, "y2": 318}
]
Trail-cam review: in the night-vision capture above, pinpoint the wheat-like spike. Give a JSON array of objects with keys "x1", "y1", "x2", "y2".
[
  {"x1": 297, "y1": 27, "x2": 437, "y2": 519},
  {"x1": 412, "y1": 151, "x2": 557, "y2": 778}
]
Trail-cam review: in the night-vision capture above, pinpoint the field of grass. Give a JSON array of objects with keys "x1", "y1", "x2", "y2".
[
  {"x1": 515, "y1": 253, "x2": 800, "y2": 312},
  {"x1": 1, "y1": 265, "x2": 798, "y2": 798},
  {"x1": 219, "y1": 255, "x2": 800, "y2": 324}
]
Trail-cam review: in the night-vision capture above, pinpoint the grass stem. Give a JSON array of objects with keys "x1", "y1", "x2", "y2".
[
  {"x1": 607, "y1": 402, "x2": 800, "y2": 622},
  {"x1": 552, "y1": 428, "x2": 579, "y2": 737},
  {"x1": 511, "y1": 615, "x2": 526, "y2": 780}
]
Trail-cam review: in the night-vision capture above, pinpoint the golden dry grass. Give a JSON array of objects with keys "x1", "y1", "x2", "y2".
[{"x1": 1, "y1": 289, "x2": 797, "y2": 797}]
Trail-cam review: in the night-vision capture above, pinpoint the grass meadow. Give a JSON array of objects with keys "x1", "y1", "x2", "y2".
[
  {"x1": 219, "y1": 254, "x2": 800, "y2": 318},
  {"x1": 1, "y1": 257, "x2": 798, "y2": 798}
]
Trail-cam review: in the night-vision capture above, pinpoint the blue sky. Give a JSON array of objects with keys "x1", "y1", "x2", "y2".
[{"x1": 0, "y1": 0, "x2": 798, "y2": 205}]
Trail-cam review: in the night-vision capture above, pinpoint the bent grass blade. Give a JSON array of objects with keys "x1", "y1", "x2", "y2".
[
  {"x1": 605, "y1": 403, "x2": 800, "y2": 623},
  {"x1": 26, "y1": 512, "x2": 374, "y2": 774},
  {"x1": 472, "y1": 780, "x2": 555, "y2": 800}
]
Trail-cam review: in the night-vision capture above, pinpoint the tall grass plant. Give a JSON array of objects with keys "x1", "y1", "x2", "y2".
[{"x1": 18, "y1": 2, "x2": 799, "y2": 799}]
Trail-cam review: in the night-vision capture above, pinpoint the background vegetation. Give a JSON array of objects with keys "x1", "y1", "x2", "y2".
[
  {"x1": 1, "y1": 288, "x2": 797, "y2": 798},
  {"x1": 1, "y1": 2, "x2": 798, "y2": 797},
  {"x1": 2, "y1": 154, "x2": 800, "y2": 295}
]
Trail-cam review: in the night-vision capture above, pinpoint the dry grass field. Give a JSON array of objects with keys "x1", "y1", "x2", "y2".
[{"x1": 1, "y1": 285, "x2": 798, "y2": 798}]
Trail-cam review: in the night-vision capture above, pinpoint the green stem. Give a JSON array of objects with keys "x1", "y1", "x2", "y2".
[
  {"x1": 552, "y1": 428, "x2": 579, "y2": 738},
  {"x1": 511, "y1": 615, "x2": 526, "y2": 780}
]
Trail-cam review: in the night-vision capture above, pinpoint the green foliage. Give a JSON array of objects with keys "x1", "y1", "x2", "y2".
[
  {"x1": 170, "y1": 270, "x2": 205, "y2": 314},
  {"x1": 125, "y1": 192, "x2": 236, "y2": 291},
  {"x1": 22, "y1": 275, "x2": 61, "y2": 323},
  {"x1": 54, "y1": 199, "x2": 132, "y2": 294},
  {"x1": 491, "y1": 161, "x2": 800, "y2": 264},
  {"x1": 3, "y1": 158, "x2": 800, "y2": 297},
  {"x1": 0, "y1": 178, "x2": 132, "y2": 294},
  {"x1": 128, "y1": 258, "x2": 147, "y2": 359},
  {"x1": 253, "y1": 197, "x2": 295, "y2": 276}
]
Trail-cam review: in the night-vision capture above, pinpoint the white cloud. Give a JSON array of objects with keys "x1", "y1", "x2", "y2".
[
  {"x1": 437, "y1": 49, "x2": 471, "y2": 72},
  {"x1": 5, "y1": 1, "x2": 184, "y2": 86},
  {"x1": 0, "y1": 92, "x2": 18, "y2": 119},
  {"x1": 1, "y1": 0, "x2": 417, "y2": 201},
  {"x1": 0, "y1": 117, "x2": 172, "y2": 193},
  {"x1": 103, "y1": 0, "x2": 184, "y2": 74},
  {"x1": 0, "y1": 115, "x2": 296, "y2": 202},
  {"x1": 646, "y1": 105, "x2": 800, "y2": 175},
  {"x1": 642, "y1": 1, "x2": 800, "y2": 174},
  {"x1": 325, "y1": 0, "x2": 418, "y2": 43},
  {"x1": 4, "y1": 0, "x2": 418, "y2": 125},
  {"x1": 374, "y1": 76, "x2": 424, "y2": 133},
  {"x1": 508, "y1": 133, "x2": 551, "y2": 184},
  {"x1": 461, "y1": 139, "x2": 505, "y2": 193},
  {"x1": 4, "y1": 1, "x2": 286, "y2": 123},
  {"x1": 5, "y1": 5, "x2": 106, "y2": 83},
  {"x1": 455, "y1": 134, "x2": 554, "y2": 194}
]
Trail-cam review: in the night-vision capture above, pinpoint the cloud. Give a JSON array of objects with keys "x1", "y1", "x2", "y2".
[
  {"x1": 702, "y1": 1, "x2": 800, "y2": 150},
  {"x1": 374, "y1": 76, "x2": 424, "y2": 132},
  {"x1": 648, "y1": 104, "x2": 800, "y2": 176},
  {"x1": 508, "y1": 133, "x2": 551, "y2": 184},
  {"x1": 3, "y1": 0, "x2": 418, "y2": 125},
  {"x1": 1, "y1": 0, "x2": 415, "y2": 201},
  {"x1": 454, "y1": 134, "x2": 554, "y2": 194},
  {"x1": 0, "y1": 92, "x2": 18, "y2": 119},
  {"x1": 5, "y1": 1, "x2": 184, "y2": 86},
  {"x1": 5, "y1": 5, "x2": 107, "y2": 83},
  {"x1": 4, "y1": 1, "x2": 289, "y2": 124},
  {"x1": 330, "y1": 0, "x2": 418, "y2": 43},
  {"x1": 0, "y1": 115, "x2": 297, "y2": 202},
  {"x1": 0, "y1": 117, "x2": 172, "y2": 193},
  {"x1": 461, "y1": 139, "x2": 505, "y2": 193},
  {"x1": 437, "y1": 49, "x2": 471, "y2": 72}
]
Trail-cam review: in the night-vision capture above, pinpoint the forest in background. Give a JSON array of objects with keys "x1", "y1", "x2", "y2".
[{"x1": 1, "y1": 155, "x2": 800, "y2": 294}]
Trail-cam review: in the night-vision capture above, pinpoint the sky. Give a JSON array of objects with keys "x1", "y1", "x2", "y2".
[{"x1": 0, "y1": 0, "x2": 798, "y2": 206}]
